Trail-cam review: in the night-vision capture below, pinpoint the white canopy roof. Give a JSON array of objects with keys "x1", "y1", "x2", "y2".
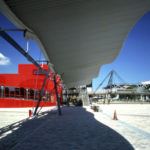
[{"x1": 1, "y1": 0, "x2": 150, "y2": 87}]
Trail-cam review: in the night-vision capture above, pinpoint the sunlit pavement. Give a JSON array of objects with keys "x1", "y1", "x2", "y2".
[
  {"x1": 0, "y1": 107, "x2": 56, "y2": 128},
  {"x1": 0, "y1": 109, "x2": 29, "y2": 129},
  {"x1": 85, "y1": 104, "x2": 150, "y2": 150}
]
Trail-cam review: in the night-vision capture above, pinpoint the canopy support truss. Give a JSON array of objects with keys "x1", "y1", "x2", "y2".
[{"x1": 0, "y1": 28, "x2": 62, "y2": 116}]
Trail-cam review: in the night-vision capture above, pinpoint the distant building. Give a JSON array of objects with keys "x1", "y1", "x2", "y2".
[{"x1": 87, "y1": 82, "x2": 150, "y2": 102}]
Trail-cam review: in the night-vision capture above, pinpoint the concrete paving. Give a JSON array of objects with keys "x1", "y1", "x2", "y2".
[
  {"x1": 0, "y1": 106, "x2": 133, "y2": 150},
  {"x1": 0, "y1": 107, "x2": 56, "y2": 128},
  {"x1": 89, "y1": 104, "x2": 150, "y2": 150}
]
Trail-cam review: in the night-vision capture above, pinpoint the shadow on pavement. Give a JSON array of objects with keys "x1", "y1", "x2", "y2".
[{"x1": 0, "y1": 106, "x2": 134, "y2": 150}]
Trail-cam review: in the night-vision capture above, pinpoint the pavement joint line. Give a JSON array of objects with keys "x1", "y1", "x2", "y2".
[
  {"x1": 10, "y1": 112, "x2": 53, "y2": 150},
  {"x1": 101, "y1": 112, "x2": 150, "y2": 139},
  {"x1": 118, "y1": 120, "x2": 150, "y2": 139},
  {"x1": 0, "y1": 118, "x2": 29, "y2": 136}
]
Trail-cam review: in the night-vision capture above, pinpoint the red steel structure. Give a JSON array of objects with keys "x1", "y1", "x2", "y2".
[{"x1": 0, "y1": 64, "x2": 63, "y2": 108}]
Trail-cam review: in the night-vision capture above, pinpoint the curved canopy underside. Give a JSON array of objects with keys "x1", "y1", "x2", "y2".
[{"x1": 1, "y1": 0, "x2": 150, "y2": 87}]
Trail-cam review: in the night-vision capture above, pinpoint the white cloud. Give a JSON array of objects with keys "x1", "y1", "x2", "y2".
[{"x1": 0, "y1": 53, "x2": 10, "y2": 65}]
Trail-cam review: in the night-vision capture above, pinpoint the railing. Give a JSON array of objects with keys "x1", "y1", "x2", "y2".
[{"x1": 0, "y1": 86, "x2": 50, "y2": 101}]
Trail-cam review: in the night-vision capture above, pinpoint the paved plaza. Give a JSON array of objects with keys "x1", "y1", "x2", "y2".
[
  {"x1": 88, "y1": 104, "x2": 150, "y2": 150},
  {"x1": 0, "y1": 104, "x2": 150, "y2": 150}
]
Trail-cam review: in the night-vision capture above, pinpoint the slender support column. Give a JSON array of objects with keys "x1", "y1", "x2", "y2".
[
  {"x1": 0, "y1": 86, "x2": 4, "y2": 97},
  {"x1": 26, "y1": 89, "x2": 28, "y2": 99},
  {"x1": 33, "y1": 73, "x2": 49, "y2": 115},
  {"x1": 54, "y1": 74, "x2": 62, "y2": 116}
]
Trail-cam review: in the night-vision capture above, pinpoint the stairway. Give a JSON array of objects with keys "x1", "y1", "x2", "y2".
[{"x1": 79, "y1": 88, "x2": 90, "y2": 106}]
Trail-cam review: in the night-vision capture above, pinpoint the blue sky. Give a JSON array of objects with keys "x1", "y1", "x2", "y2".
[
  {"x1": 93, "y1": 12, "x2": 150, "y2": 90},
  {"x1": 0, "y1": 12, "x2": 150, "y2": 89},
  {"x1": 0, "y1": 13, "x2": 45, "y2": 73}
]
